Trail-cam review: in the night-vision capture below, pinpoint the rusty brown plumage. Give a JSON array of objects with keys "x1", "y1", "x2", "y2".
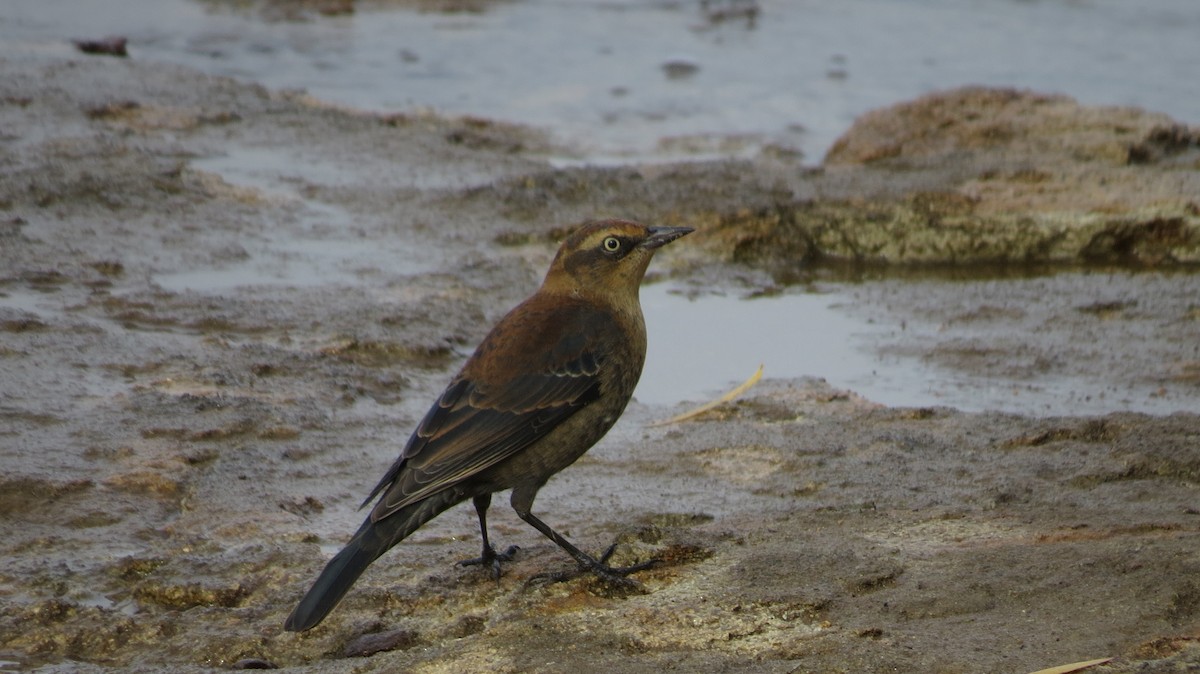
[{"x1": 284, "y1": 219, "x2": 692, "y2": 632}]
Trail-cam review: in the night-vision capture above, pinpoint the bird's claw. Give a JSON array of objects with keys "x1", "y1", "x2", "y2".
[
  {"x1": 526, "y1": 564, "x2": 653, "y2": 594},
  {"x1": 526, "y1": 546, "x2": 661, "y2": 590},
  {"x1": 587, "y1": 566, "x2": 651, "y2": 593},
  {"x1": 598, "y1": 543, "x2": 619, "y2": 565},
  {"x1": 603, "y1": 557, "x2": 662, "y2": 576},
  {"x1": 458, "y1": 544, "x2": 520, "y2": 580}
]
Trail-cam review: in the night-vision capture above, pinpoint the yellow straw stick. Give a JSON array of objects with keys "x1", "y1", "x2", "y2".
[
  {"x1": 1027, "y1": 657, "x2": 1114, "y2": 674},
  {"x1": 649, "y1": 364, "x2": 764, "y2": 427}
]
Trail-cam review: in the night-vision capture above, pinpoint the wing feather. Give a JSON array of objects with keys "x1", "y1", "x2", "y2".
[{"x1": 363, "y1": 297, "x2": 615, "y2": 524}]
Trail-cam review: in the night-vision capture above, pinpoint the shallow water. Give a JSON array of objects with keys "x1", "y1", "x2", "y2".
[
  {"x1": 3, "y1": 0, "x2": 1198, "y2": 164},
  {"x1": 639, "y1": 283, "x2": 932, "y2": 408},
  {"x1": 640, "y1": 277, "x2": 1200, "y2": 417}
]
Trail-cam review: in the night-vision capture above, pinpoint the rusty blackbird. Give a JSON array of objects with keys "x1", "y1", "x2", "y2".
[{"x1": 284, "y1": 219, "x2": 692, "y2": 631}]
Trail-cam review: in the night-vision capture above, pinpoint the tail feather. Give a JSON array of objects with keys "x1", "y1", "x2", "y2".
[
  {"x1": 283, "y1": 530, "x2": 378, "y2": 632},
  {"x1": 284, "y1": 489, "x2": 465, "y2": 632}
]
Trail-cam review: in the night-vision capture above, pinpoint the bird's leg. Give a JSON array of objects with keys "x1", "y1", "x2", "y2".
[
  {"x1": 511, "y1": 495, "x2": 658, "y2": 587},
  {"x1": 457, "y1": 494, "x2": 519, "y2": 579}
]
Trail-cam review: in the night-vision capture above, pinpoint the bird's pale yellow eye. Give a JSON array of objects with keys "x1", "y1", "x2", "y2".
[{"x1": 602, "y1": 236, "x2": 621, "y2": 253}]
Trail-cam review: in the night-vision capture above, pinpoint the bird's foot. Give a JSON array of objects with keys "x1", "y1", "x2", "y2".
[
  {"x1": 528, "y1": 543, "x2": 661, "y2": 590},
  {"x1": 458, "y1": 544, "x2": 520, "y2": 580}
]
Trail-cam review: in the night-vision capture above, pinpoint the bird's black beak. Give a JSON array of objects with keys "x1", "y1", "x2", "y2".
[{"x1": 641, "y1": 226, "x2": 694, "y2": 250}]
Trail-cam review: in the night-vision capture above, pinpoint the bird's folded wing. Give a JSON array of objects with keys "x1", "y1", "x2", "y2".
[{"x1": 366, "y1": 356, "x2": 601, "y2": 523}]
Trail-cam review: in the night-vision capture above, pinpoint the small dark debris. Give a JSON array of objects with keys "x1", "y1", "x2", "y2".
[
  {"x1": 280, "y1": 496, "x2": 324, "y2": 517},
  {"x1": 251, "y1": 363, "x2": 276, "y2": 376},
  {"x1": 198, "y1": 111, "x2": 242, "y2": 125},
  {"x1": 661, "y1": 60, "x2": 700, "y2": 80},
  {"x1": 22, "y1": 269, "x2": 68, "y2": 289},
  {"x1": 1075, "y1": 300, "x2": 1136, "y2": 316},
  {"x1": 182, "y1": 447, "x2": 219, "y2": 466},
  {"x1": 342, "y1": 628, "x2": 418, "y2": 658},
  {"x1": 259, "y1": 426, "x2": 301, "y2": 440},
  {"x1": 700, "y1": 0, "x2": 760, "y2": 26},
  {"x1": 281, "y1": 447, "x2": 315, "y2": 461},
  {"x1": 72, "y1": 37, "x2": 128, "y2": 57},
  {"x1": 90, "y1": 260, "x2": 125, "y2": 277},
  {"x1": 2, "y1": 318, "x2": 48, "y2": 333},
  {"x1": 845, "y1": 568, "x2": 903, "y2": 595},
  {"x1": 85, "y1": 100, "x2": 139, "y2": 119},
  {"x1": 232, "y1": 658, "x2": 278, "y2": 669},
  {"x1": 450, "y1": 613, "x2": 487, "y2": 638}
]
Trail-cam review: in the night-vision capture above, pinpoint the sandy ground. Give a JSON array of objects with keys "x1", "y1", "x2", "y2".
[{"x1": 1, "y1": 52, "x2": 1199, "y2": 673}]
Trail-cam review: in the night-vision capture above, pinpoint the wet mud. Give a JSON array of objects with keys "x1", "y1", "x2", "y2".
[{"x1": 1, "y1": 50, "x2": 1198, "y2": 674}]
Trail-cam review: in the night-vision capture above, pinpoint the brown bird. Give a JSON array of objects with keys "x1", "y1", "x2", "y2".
[{"x1": 284, "y1": 219, "x2": 692, "y2": 632}]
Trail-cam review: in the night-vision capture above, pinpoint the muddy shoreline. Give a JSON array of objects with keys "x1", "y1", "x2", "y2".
[{"x1": 1, "y1": 52, "x2": 1199, "y2": 673}]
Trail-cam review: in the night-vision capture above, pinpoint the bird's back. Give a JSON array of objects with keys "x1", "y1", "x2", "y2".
[
  {"x1": 460, "y1": 290, "x2": 646, "y2": 493},
  {"x1": 364, "y1": 289, "x2": 645, "y2": 520}
]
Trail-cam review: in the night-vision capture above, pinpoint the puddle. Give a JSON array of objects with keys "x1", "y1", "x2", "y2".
[
  {"x1": 639, "y1": 278, "x2": 1200, "y2": 417},
  {"x1": 3, "y1": 0, "x2": 1197, "y2": 164},
  {"x1": 159, "y1": 148, "x2": 442, "y2": 292},
  {"x1": 638, "y1": 283, "x2": 936, "y2": 408}
]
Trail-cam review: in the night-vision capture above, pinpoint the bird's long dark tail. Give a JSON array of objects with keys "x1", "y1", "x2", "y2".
[{"x1": 284, "y1": 490, "x2": 464, "y2": 632}]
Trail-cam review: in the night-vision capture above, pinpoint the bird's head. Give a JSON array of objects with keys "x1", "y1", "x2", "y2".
[{"x1": 542, "y1": 219, "x2": 693, "y2": 304}]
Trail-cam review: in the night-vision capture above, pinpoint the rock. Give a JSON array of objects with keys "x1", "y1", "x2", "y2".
[
  {"x1": 695, "y1": 87, "x2": 1200, "y2": 267},
  {"x1": 824, "y1": 86, "x2": 1193, "y2": 167},
  {"x1": 342, "y1": 628, "x2": 419, "y2": 658}
]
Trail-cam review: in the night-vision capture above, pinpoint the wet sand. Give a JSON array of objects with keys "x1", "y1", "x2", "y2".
[{"x1": 1, "y1": 50, "x2": 1199, "y2": 674}]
